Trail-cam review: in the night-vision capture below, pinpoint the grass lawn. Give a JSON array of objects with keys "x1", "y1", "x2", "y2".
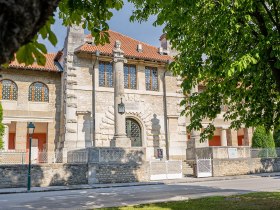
[{"x1": 99, "y1": 192, "x2": 280, "y2": 210}]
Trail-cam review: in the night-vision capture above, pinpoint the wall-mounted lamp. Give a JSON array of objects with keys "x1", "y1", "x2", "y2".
[{"x1": 118, "y1": 98, "x2": 125, "y2": 114}]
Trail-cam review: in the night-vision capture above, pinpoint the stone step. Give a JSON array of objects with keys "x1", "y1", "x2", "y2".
[{"x1": 182, "y1": 162, "x2": 194, "y2": 177}]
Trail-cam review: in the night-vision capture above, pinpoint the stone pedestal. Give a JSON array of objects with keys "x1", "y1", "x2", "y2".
[
  {"x1": 111, "y1": 40, "x2": 131, "y2": 148},
  {"x1": 186, "y1": 129, "x2": 208, "y2": 160}
]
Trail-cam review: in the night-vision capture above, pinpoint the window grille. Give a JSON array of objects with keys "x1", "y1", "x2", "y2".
[
  {"x1": 145, "y1": 67, "x2": 158, "y2": 91},
  {"x1": 99, "y1": 62, "x2": 113, "y2": 87},
  {"x1": 0, "y1": 80, "x2": 18, "y2": 100},
  {"x1": 124, "y1": 64, "x2": 137, "y2": 89},
  {"x1": 126, "y1": 118, "x2": 142, "y2": 147},
  {"x1": 28, "y1": 82, "x2": 49, "y2": 102}
]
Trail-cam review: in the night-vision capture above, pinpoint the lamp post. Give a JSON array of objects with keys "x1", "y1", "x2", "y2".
[{"x1": 27, "y1": 122, "x2": 35, "y2": 192}]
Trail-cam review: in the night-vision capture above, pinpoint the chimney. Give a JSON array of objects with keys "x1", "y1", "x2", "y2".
[
  {"x1": 85, "y1": 36, "x2": 95, "y2": 45},
  {"x1": 158, "y1": 47, "x2": 163, "y2": 55},
  {"x1": 137, "y1": 44, "x2": 143, "y2": 52}
]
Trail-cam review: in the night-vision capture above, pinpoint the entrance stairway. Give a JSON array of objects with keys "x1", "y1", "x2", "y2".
[{"x1": 182, "y1": 161, "x2": 194, "y2": 177}]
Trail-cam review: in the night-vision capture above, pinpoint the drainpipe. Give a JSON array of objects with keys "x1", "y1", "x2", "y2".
[
  {"x1": 92, "y1": 50, "x2": 100, "y2": 147},
  {"x1": 163, "y1": 60, "x2": 173, "y2": 160}
]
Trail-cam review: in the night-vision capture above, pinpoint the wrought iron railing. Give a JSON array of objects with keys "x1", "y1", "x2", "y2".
[
  {"x1": 0, "y1": 150, "x2": 63, "y2": 164},
  {"x1": 251, "y1": 148, "x2": 280, "y2": 158}
]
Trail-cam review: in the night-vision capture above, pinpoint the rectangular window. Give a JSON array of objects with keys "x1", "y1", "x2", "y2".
[
  {"x1": 124, "y1": 64, "x2": 137, "y2": 89},
  {"x1": 99, "y1": 62, "x2": 113, "y2": 87},
  {"x1": 145, "y1": 67, "x2": 158, "y2": 91}
]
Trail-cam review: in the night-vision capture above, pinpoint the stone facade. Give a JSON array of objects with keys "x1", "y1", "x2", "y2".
[
  {"x1": 0, "y1": 68, "x2": 61, "y2": 153},
  {"x1": 59, "y1": 26, "x2": 187, "y2": 161}
]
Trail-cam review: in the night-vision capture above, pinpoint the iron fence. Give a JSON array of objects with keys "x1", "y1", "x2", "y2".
[
  {"x1": 0, "y1": 150, "x2": 63, "y2": 164},
  {"x1": 250, "y1": 148, "x2": 280, "y2": 158}
]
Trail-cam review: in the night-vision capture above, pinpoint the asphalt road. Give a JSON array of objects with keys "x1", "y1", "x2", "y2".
[{"x1": 0, "y1": 176, "x2": 280, "y2": 210}]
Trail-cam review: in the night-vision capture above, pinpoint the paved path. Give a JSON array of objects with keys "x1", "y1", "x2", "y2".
[{"x1": 0, "y1": 176, "x2": 280, "y2": 209}]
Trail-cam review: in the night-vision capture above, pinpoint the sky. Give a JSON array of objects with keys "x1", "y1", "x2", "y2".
[{"x1": 42, "y1": 1, "x2": 164, "y2": 53}]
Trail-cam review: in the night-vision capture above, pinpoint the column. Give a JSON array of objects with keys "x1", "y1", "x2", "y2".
[
  {"x1": 15, "y1": 122, "x2": 27, "y2": 151},
  {"x1": 244, "y1": 128, "x2": 253, "y2": 146},
  {"x1": 227, "y1": 129, "x2": 238, "y2": 146},
  {"x1": 111, "y1": 40, "x2": 131, "y2": 148},
  {"x1": 3, "y1": 124, "x2": 9, "y2": 150},
  {"x1": 221, "y1": 128, "x2": 227, "y2": 146}
]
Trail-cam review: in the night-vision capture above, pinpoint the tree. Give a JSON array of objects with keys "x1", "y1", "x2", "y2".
[
  {"x1": 130, "y1": 0, "x2": 280, "y2": 140},
  {"x1": 252, "y1": 126, "x2": 276, "y2": 157},
  {"x1": 252, "y1": 126, "x2": 275, "y2": 148},
  {"x1": 273, "y1": 125, "x2": 280, "y2": 147},
  {"x1": 0, "y1": 0, "x2": 123, "y2": 66},
  {"x1": 0, "y1": 103, "x2": 4, "y2": 150}
]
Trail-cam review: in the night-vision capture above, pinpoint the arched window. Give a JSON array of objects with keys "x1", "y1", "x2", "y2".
[
  {"x1": 28, "y1": 82, "x2": 49, "y2": 102},
  {"x1": 126, "y1": 118, "x2": 142, "y2": 147},
  {"x1": 0, "y1": 79, "x2": 18, "y2": 100}
]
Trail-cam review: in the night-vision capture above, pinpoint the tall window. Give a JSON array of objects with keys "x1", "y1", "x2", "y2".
[
  {"x1": 28, "y1": 82, "x2": 49, "y2": 102},
  {"x1": 145, "y1": 67, "x2": 158, "y2": 91},
  {"x1": 124, "y1": 64, "x2": 137, "y2": 89},
  {"x1": 99, "y1": 61, "x2": 113, "y2": 87},
  {"x1": 0, "y1": 80, "x2": 18, "y2": 100}
]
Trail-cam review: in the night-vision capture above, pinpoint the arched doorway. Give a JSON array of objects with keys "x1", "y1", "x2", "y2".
[{"x1": 125, "y1": 118, "x2": 142, "y2": 147}]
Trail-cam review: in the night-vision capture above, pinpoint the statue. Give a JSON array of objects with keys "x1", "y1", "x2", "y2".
[{"x1": 115, "y1": 40, "x2": 121, "y2": 50}]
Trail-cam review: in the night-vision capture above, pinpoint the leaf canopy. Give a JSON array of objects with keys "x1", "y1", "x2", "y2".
[{"x1": 130, "y1": 0, "x2": 280, "y2": 139}]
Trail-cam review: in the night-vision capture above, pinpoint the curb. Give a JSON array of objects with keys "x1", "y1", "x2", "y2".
[
  {"x1": 0, "y1": 182, "x2": 163, "y2": 195},
  {"x1": 1, "y1": 172, "x2": 279, "y2": 195}
]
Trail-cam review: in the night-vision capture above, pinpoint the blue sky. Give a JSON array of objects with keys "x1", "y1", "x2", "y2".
[{"x1": 42, "y1": 1, "x2": 164, "y2": 53}]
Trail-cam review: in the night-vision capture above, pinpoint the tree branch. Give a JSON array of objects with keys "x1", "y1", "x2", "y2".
[{"x1": 259, "y1": 0, "x2": 280, "y2": 34}]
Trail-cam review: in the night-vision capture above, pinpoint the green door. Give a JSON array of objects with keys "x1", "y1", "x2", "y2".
[{"x1": 126, "y1": 118, "x2": 142, "y2": 147}]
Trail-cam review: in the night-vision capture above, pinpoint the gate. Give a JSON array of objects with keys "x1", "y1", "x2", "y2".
[
  {"x1": 196, "y1": 157, "x2": 212, "y2": 178},
  {"x1": 150, "y1": 160, "x2": 182, "y2": 180}
]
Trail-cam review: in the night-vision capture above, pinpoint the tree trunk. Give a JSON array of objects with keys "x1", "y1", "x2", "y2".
[{"x1": 0, "y1": 0, "x2": 60, "y2": 65}]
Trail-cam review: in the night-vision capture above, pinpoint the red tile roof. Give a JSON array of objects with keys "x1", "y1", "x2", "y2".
[
  {"x1": 8, "y1": 53, "x2": 59, "y2": 72},
  {"x1": 77, "y1": 30, "x2": 172, "y2": 62}
]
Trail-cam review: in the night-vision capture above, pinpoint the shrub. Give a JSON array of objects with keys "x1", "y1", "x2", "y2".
[
  {"x1": 273, "y1": 125, "x2": 280, "y2": 147},
  {"x1": 252, "y1": 126, "x2": 276, "y2": 157}
]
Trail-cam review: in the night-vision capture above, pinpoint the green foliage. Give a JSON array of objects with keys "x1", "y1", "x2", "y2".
[
  {"x1": 252, "y1": 126, "x2": 276, "y2": 157},
  {"x1": 129, "y1": 0, "x2": 280, "y2": 140},
  {"x1": 252, "y1": 126, "x2": 275, "y2": 148},
  {"x1": 273, "y1": 125, "x2": 280, "y2": 147},
  {"x1": 0, "y1": 103, "x2": 4, "y2": 150},
  {"x1": 15, "y1": 0, "x2": 124, "y2": 66}
]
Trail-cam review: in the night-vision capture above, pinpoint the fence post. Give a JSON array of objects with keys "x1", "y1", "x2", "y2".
[{"x1": 266, "y1": 148, "x2": 268, "y2": 158}]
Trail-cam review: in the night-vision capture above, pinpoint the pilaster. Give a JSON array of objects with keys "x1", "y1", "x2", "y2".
[
  {"x1": 3, "y1": 124, "x2": 9, "y2": 150},
  {"x1": 62, "y1": 24, "x2": 85, "y2": 151},
  {"x1": 15, "y1": 122, "x2": 27, "y2": 151}
]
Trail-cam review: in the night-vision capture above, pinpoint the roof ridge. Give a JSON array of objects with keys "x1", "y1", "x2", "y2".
[{"x1": 88, "y1": 30, "x2": 160, "y2": 49}]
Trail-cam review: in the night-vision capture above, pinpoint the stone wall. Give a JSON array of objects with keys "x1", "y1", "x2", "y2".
[
  {"x1": 88, "y1": 162, "x2": 149, "y2": 184},
  {"x1": 212, "y1": 158, "x2": 280, "y2": 176},
  {"x1": 0, "y1": 164, "x2": 88, "y2": 188},
  {"x1": 0, "y1": 162, "x2": 150, "y2": 188}
]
